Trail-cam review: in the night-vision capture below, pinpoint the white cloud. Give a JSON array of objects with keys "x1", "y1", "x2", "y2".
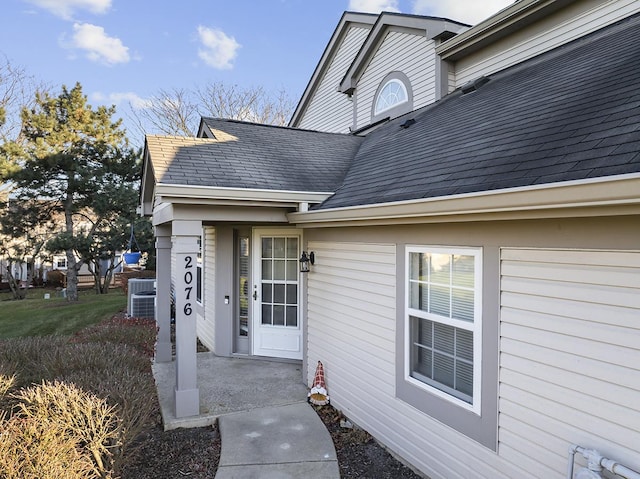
[
  {"x1": 348, "y1": 0, "x2": 400, "y2": 13},
  {"x1": 93, "y1": 92, "x2": 151, "y2": 110},
  {"x1": 25, "y1": 0, "x2": 111, "y2": 20},
  {"x1": 66, "y1": 23, "x2": 130, "y2": 65},
  {"x1": 197, "y1": 26, "x2": 240, "y2": 70},
  {"x1": 411, "y1": 0, "x2": 513, "y2": 25}
]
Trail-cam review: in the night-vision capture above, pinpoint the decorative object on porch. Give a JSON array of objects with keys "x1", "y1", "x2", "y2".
[
  {"x1": 123, "y1": 223, "x2": 142, "y2": 265},
  {"x1": 308, "y1": 360, "x2": 330, "y2": 406},
  {"x1": 299, "y1": 251, "x2": 315, "y2": 273}
]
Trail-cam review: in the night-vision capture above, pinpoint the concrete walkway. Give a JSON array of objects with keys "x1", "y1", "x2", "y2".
[
  {"x1": 152, "y1": 353, "x2": 340, "y2": 478},
  {"x1": 215, "y1": 402, "x2": 339, "y2": 478}
]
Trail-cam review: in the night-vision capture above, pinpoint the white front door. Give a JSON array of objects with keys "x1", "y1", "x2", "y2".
[{"x1": 251, "y1": 229, "x2": 303, "y2": 360}]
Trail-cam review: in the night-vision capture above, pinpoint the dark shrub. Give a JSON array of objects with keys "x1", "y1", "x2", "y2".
[
  {"x1": 47, "y1": 270, "x2": 66, "y2": 288},
  {"x1": 119, "y1": 270, "x2": 156, "y2": 295}
]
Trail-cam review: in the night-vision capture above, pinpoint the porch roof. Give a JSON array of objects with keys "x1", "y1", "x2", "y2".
[{"x1": 144, "y1": 121, "x2": 364, "y2": 193}]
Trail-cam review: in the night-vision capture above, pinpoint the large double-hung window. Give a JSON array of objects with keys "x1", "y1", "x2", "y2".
[{"x1": 406, "y1": 246, "x2": 482, "y2": 413}]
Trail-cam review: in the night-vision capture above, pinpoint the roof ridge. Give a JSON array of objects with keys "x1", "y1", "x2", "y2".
[
  {"x1": 145, "y1": 134, "x2": 216, "y2": 141},
  {"x1": 201, "y1": 117, "x2": 363, "y2": 137},
  {"x1": 372, "y1": 10, "x2": 470, "y2": 27}
]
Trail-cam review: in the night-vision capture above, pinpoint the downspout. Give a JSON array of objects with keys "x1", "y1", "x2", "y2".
[{"x1": 568, "y1": 445, "x2": 640, "y2": 479}]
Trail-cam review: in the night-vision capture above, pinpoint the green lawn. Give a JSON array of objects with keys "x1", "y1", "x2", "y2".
[{"x1": 0, "y1": 288, "x2": 127, "y2": 339}]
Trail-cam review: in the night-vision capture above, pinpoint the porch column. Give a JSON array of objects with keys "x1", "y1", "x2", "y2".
[
  {"x1": 172, "y1": 220, "x2": 201, "y2": 418},
  {"x1": 154, "y1": 225, "x2": 172, "y2": 363}
]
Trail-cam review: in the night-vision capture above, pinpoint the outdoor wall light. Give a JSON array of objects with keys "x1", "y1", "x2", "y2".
[{"x1": 299, "y1": 251, "x2": 315, "y2": 273}]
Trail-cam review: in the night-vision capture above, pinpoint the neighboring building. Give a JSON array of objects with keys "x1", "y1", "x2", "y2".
[
  {"x1": 0, "y1": 204, "x2": 122, "y2": 289},
  {"x1": 140, "y1": 1, "x2": 640, "y2": 477}
]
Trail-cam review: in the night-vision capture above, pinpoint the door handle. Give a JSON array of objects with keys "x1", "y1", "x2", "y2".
[{"x1": 253, "y1": 290, "x2": 257, "y2": 300}]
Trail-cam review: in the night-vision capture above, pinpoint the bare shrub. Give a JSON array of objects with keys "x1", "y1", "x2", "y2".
[
  {"x1": 2, "y1": 381, "x2": 121, "y2": 478},
  {"x1": 0, "y1": 374, "x2": 16, "y2": 420},
  {"x1": 0, "y1": 415, "x2": 95, "y2": 479},
  {"x1": 0, "y1": 374, "x2": 15, "y2": 397}
]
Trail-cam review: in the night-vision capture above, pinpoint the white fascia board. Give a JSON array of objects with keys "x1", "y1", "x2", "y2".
[
  {"x1": 288, "y1": 174, "x2": 640, "y2": 227},
  {"x1": 436, "y1": 0, "x2": 569, "y2": 61},
  {"x1": 155, "y1": 183, "x2": 333, "y2": 205}
]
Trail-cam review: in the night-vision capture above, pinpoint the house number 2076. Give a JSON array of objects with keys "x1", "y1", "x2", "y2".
[{"x1": 183, "y1": 255, "x2": 193, "y2": 316}]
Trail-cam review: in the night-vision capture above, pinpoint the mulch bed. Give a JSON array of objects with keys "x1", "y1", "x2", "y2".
[
  {"x1": 314, "y1": 405, "x2": 425, "y2": 479},
  {"x1": 120, "y1": 425, "x2": 220, "y2": 479}
]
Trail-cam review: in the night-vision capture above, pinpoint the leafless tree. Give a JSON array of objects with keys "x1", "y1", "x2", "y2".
[
  {"x1": 129, "y1": 87, "x2": 199, "y2": 137},
  {"x1": 0, "y1": 56, "x2": 46, "y2": 143},
  {"x1": 129, "y1": 82, "x2": 295, "y2": 138},
  {"x1": 196, "y1": 82, "x2": 294, "y2": 126}
]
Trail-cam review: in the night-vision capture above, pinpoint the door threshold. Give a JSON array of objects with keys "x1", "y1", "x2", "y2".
[{"x1": 231, "y1": 353, "x2": 302, "y2": 365}]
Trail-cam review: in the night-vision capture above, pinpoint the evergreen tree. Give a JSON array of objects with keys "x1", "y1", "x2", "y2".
[{"x1": 1, "y1": 83, "x2": 139, "y2": 301}]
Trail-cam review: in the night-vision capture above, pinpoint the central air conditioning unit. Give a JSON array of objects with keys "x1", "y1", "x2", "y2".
[
  {"x1": 127, "y1": 278, "x2": 156, "y2": 317},
  {"x1": 130, "y1": 291, "x2": 156, "y2": 319}
]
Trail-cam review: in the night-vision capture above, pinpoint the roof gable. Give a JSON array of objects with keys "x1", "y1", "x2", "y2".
[
  {"x1": 339, "y1": 12, "x2": 469, "y2": 95},
  {"x1": 289, "y1": 12, "x2": 376, "y2": 127}
]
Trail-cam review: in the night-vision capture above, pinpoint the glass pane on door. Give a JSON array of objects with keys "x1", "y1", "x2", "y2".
[{"x1": 261, "y1": 236, "x2": 298, "y2": 327}]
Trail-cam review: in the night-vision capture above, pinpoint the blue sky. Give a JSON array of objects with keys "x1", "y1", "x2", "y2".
[{"x1": 1, "y1": 0, "x2": 512, "y2": 142}]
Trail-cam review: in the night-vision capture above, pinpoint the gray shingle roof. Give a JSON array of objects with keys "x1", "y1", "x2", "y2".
[
  {"x1": 144, "y1": 13, "x2": 640, "y2": 212},
  {"x1": 317, "y1": 12, "x2": 640, "y2": 209},
  {"x1": 146, "y1": 120, "x2": 364, "y2": 192}
]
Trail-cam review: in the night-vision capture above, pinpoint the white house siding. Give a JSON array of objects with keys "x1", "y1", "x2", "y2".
[
  {"x1": 297, "y1": 26, "x2": 369, "y2": 133},
  {"x1": 355, "y1": 30, "x2": 436, "y2": 129},
  {"x1": 500, "y1": 248, "x2": 640, "y2": 477},
  {"x1": 454, "y1": 0, "x2": 640, "y2": 87},
  {"x1": 447, "y1": 68, "x2": 456, "y2": 95},
  {"x1": 306, "y1": 241, "x2": 397, "y2": 396},
  {"x1": 306, "y1": 240, "x2": 521, "y2": 479},
  {"x1": 196, "y1": 226, "x2": 216, "y2": 351}
]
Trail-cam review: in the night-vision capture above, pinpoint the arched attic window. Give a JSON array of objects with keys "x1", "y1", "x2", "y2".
[
  {"x1": 375, "y1": 79, "x2": 407, "y2": 113},
  {"x1": 372, "y1": 72, "x2": 413, "y2": 121}
]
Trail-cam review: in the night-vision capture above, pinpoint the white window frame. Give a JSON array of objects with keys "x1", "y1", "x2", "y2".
[
  {"x1": 374, "y1": 78, "x2": 409, "y2": 115},
  {"x1": 404, "y1": 245, "x2": 482, "y2": 414},
  {"x1": 55, "y1": 256, "x2": 67, "y2": 270}
]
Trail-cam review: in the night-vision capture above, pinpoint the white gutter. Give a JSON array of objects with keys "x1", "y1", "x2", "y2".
[
  {"x1": 288, "y1": 174, "x2": 640, "y2": 227},
  {"x1": 436, "y1": 0, "x2": 571, "y2": 60},
  {"x1": 155, "y1": 183, "x2": 333, "y2": 205}
]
